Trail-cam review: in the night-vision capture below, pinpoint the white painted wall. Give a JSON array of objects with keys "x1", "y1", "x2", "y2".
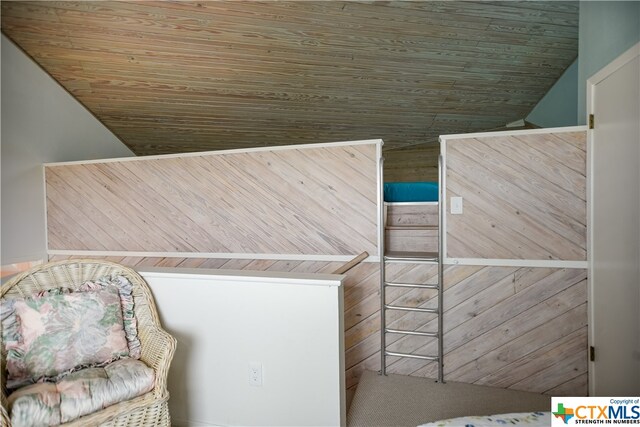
[
  {"x1": 526, "y1": 59, "x2": 578, "y2": 127},
  {"x1": 1, "y1": 34, "x2": 134, "y2": 265},
  {"x1": 528, "y1": 2, "x2": 640, "y2": 128},
  {"x1": 140, "y1": 268, "x2": 346, "y2": 427},
  {"x1": 578, "y1": 1, "x2": 640, "y2": 124}
]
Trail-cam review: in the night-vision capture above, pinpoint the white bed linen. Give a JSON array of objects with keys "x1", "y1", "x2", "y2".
[{"x1": 418, "y1": 411, "x2": 550, "y2": 426}]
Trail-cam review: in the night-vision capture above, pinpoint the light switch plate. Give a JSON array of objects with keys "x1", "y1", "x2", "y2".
[{"x1": 451, "y1": 197, "x2": 463, "y2": 214}]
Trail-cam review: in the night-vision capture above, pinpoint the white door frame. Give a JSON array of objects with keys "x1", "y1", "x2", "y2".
[{"x1": 587, "y1": 41, "x2": 640, "y2": 396}]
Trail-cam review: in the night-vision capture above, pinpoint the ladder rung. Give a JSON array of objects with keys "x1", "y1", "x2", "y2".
[
  {"x1": 385, "y1": 328, "x2": 438, "y2": 337},
  {"x1": 384, "y1": 253, "x2": 438, "y2": 263},
  {"x1": 384, "y1": 258, "x2": 438, "y2": 264},
  {"x1": 384, "y1": 304, "x2": 438, "y2": 314},
  {"x1": 385, "y1": 282, "x2": 438, "y2": 289},
  {"x1": 385, "y1": 225, "x2": 438, "y2": 230},
  {"x1": 385, "y1": 351, "x2": 439, "y2": 361}
]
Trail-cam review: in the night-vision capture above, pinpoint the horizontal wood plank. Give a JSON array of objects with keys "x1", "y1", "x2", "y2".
[{"x1": 2, "y1": 1, "x2": 578, "y2": 159}]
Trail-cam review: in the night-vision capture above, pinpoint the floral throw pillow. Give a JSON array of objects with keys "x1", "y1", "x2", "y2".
[
  {"x1": 79, "y1": 275, "x2": 141, "y2": 360},
  {"x1": 2, "y1": 286, "x2": 130, "y2": 390}
]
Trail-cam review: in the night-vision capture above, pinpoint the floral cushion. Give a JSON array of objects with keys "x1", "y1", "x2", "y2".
[
  {"x1": 79, "y1": 275, "x2": 142, "y2": 360},
  {"x1": 2, "y1": 286, "x2": 130, "y2": 390},
  {"x1": 8, "y1": 358, "x2": 155, "y2": 427}
]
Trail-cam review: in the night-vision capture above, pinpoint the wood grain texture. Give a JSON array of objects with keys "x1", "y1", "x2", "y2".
[
  {"x1": 384, "y1": 145, "x2": 440, "y2": 182},
  {"x1": 1, "y1": 1, "x2": 578, "y2": 164},
  {"x1": 385, "y1": 228, "x2": 438, "y2": 253},
  {"x1": 384, "y1": 264, "x2": 588, "y2": 396},
  {"x1": 385, "y1": 202, "x2": 439, "y2": 252},
  {"x1": 445, "y1": 130, "x2": 586, "y2": 260},
  {"x1": 386, "y1": 204, "x2": 439, "y2": 227},
  {"x1": 49, "y1": 254, "x2": 587, "y2": 398},
  {"x1": 45, "y1": 143, "x2": 378, "y2": 255},
  {"x1": 49, "y1": 254, "x2": 379, "y2": 409}
]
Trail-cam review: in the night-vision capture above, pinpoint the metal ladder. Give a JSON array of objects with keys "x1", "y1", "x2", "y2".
[{"x1": 378, "y1": 155, "x2": 444, "y2": 383}]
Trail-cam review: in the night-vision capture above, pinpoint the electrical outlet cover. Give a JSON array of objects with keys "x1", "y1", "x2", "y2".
[{"x1": 249, "y1": 362, "x2": 263, "y2": 387}]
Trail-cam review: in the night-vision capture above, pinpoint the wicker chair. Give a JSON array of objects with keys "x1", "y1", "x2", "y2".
[{"x1": 1, "y1": 259, "x2": 177, "y2": 426}]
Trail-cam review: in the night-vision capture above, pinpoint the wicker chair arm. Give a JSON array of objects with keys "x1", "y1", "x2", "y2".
[
  {"x1": 1, "y1": 401, "x2": 10, "y2": 427},
  {"x1": 1, "y1": 260, "x2": 177, "y2": 426},
  {"x1": 139, "y1": 325, "x2": 177, "y2": 398}
]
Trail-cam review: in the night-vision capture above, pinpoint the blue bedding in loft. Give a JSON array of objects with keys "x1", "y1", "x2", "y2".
[{"x1": 384, "y1": 181, "x2": 438, "y2": 202}]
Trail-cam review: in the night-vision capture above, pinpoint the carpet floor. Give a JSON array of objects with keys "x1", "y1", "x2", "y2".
[{"x1": 347, "y1": 370, "x2": 551, "y2": 427}]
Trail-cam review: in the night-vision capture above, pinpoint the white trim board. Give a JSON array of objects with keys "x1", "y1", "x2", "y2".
[
  {"x1": 587, "y1": 42, "x2": 640, "y2": 88},
  {"x1": 139, "y1": 267, "x2": 344, "y2": 288},
  {"x1": 586, "y1": 41, "x2": 640, "y2": 396},
  {"x1": 47, "y1": 249, "x2": 381, "y2": 263},
  {"x1": 439, "y1": 125, "x2": 588, "y2": 141},
  {"x1": 444, "y1": 258, "x2": 587, "y2": 269},
  {"x1": 44, "y1": 139, "x2": 383, "y2": 167}
]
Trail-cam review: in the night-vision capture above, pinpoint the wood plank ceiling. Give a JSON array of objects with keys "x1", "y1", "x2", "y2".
[{"x1": 1, "y1": 1, "x2": 579, "y2": 172}]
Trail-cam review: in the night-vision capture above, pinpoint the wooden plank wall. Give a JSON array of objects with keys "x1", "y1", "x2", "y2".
[
  {"x1": 45, "y1": 143, "x2": 378, "y2": 256},
  {"x1": 385, "y1": 264, "x2": 588, "y2": 396},
  {"x1": 46, "y1": 131, "x2": 590, "y2": 398},
  {"x1": 51, "y1": 255, "x2": 588, "y2": 397},
  {"x1": 49, "y1": 254, "x2": 382, "y2": 407},
  {"x1": 445, "y1": 131, "x2": 586, "y2": 260},
  {"x1": 428, "y1": 128, "x2": 589, "y2": 395},
  {"x1": 385, "y1": 203, "x2": 439, "y2": 252},
  {"x1": 384, "y1": 144, "x2": 440, "y2": 182}
]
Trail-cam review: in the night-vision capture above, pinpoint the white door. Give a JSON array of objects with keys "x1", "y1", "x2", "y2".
[{"x1": 588, "y1": 43, "x2": 640, "y2": 396}]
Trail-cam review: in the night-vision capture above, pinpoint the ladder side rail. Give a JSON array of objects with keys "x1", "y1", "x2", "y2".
[
  {"x1": 378, "y1": 155, "x2": 387, "y2": 376},
  {"x1": 438, "y1": 153, "x2": 445, "y2": 383}
]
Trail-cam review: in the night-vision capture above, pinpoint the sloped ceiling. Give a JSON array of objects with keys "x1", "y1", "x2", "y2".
[{"x1": 1, "y1": 1, "x2": 578, "y2": 163}]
